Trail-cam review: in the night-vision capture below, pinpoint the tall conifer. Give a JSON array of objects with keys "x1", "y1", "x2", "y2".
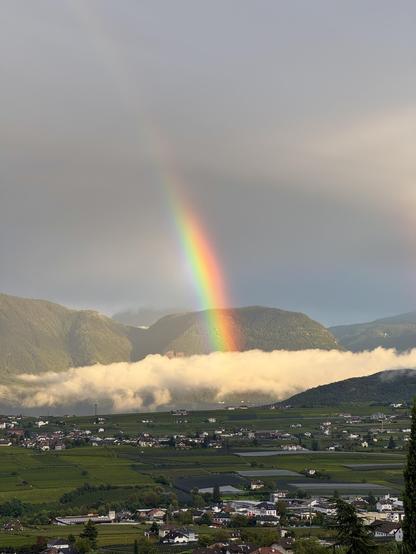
[{"x1": 403, "y1": 399, "x2": 416, "y2": 550}]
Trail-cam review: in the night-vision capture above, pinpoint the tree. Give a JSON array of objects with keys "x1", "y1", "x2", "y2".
[
  {"x1": 0, "y1": 498, "x2": 25, "y2": 517},
  {"x1": 191, "y1": 494, "x2": 205, "y2": 509},
  {"x1": 134, "y1": 539, "x2": 139, "y2": 554},
  {"x1": 230, "y1": 514, "x2": 250, "y2": 527},
  {"x1": 378, "y1": 543, "x2": 406, "y2": 553},
  {"x1": 277, "y1": 500, "x2": 288, "y2": 526},
  {"x1": 80, "y1": 520, "x2": 98, "y2": 549},
  {"x1": 175, "y1": 510, "x2": 193, "y2": 524},
  {"x1": 198, "y1": 535, "x2": 211, "y2": 547},
  {"x1": 240, "y1": 529, "x2": 279, "y2": 547},
  {"x1": 403, "y1": 398, "x2": 416, "y2": 552},
  {"x1": 75, "y1": 538, "x2": 93, "y2": 554},
  {"x1": 134, "y1": 538, "x2": 157, "y2": 554},
  {"x1": 212, "y1": 484, "x2": 221, "y2": 503},
  {"x1": 293, "y1": 538, "x2": 329, "y2": 553},
  {"x1": 199, "y1": 512, "x2": 213, "y2": 526},
  {"x1": 312, "y1": 512, "x2": 326, "y2": 526},
  {"x1": 212, "y1": 529, "x2": 229, "y2": 543},
  {"x1": 388, "y1": 436, "x2": 397, "y2": 450},
  {"x1": 367, "y1": 492, "x2": 376, "y2": 511},
  {"x1": 334, "y1": 499, "x2": 376, "y2": 553}
]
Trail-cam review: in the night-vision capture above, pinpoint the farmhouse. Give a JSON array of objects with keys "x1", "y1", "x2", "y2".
[
  {"x1": 270, "y1": 490, "x2": 288, "y2": 502},
  {"x1": 212, "y1": 512, "x2": 232, "y2": 526},
  {"x1": 192, "y1": 544, "x2": 258, "y2": 554},
  {"x1": 251, "y1": 546, "x2": 292, "y2": 554},
  {"x1": 255, "y1": 515, "x2": 280, "y2": 526},
  {"x1": 159, "y1": 526, "x2": 198, "y2": 544},
  {"x1": 250, "y1": 480, "x2": 264, "y2": 490},
  {"x1": 227, "y1": 501, "x2": 279, "y2": 520},
  {"x1": 46, "y1": 539, "x2": 72, "y2": 552},
  {"x1": 385, "y1": 511, "x2": 404, "y2": 522},
  {"x1": 40, "y1": 539, "x2": 77, "y2": 554},
  {"x1": 137, "y1": 508, "x2": 166, "y2": 522},
  {"x1": 3, "y1": 520, "x2": 23, "y2": 532},
  {"x1": 252, "y1": 502, "x2": 278, "y2": 517},
  {"x1": 370, "y1": 520, "x2": 403, "y2": 542},
  {"x1": 53, "y1": 510, "x2": 116, "y2": 525}
]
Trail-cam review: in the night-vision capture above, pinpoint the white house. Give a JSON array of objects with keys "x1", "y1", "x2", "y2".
[
  {"x1": 250, "y1": 502, "x2": 277, "y2": 518},
  {"x1": 386, "y1": 511, "x2": 404, "y2": 523},
  {"x1": 159, "y1": 527, "x2": 198, "y2": 544},
  {"x1": 376, "y1": 501, "x2": 393, "y2": 512},
  {"x1": 250, "y1": 480, "x2": 265, "y2": 490},
  {"x1": 371, "y1": 521, "x2": 403, "y2": 542},
  {"x1": 46, "y1": 539, "x2": 72, "y2": 554}
]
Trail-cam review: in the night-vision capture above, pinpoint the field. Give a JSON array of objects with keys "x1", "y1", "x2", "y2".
[
  {"x1": 36, "y1": 403, "x2": 409, "y2": 437},
  {"x1": 0, "y1": 447, "x2": 152, "y2": 504}
]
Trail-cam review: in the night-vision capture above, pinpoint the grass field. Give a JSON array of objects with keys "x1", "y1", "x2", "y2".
[
  {"x1": 0, "y1": 524, "x2": 146, "y2": 548},
  {"x1": 24, "y1": 404, "x2": 409, "y2": 437},
  {"x1": 0, "y1": 447, "x2": 153, "y2": 503}
]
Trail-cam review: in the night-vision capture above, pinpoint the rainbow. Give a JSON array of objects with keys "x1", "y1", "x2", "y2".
[
  {"x1": 67, "y1": 4, "x2": 239, "y2": 351},
  {"x1": 169, "y1": 190, "x2": 239, "y2": 352}
]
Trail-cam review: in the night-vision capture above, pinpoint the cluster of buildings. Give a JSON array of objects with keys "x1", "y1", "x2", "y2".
[
  {"x1": 2, "y1": 419, "x2": 295, "y2": 451},
  {"x1": 1, "y1": 405, "x2": 411, "y2": 453},
  {"x1": 192, "y1": 540, "x2": 295, "y2": 554},
  {"x1": 4, "y1": 487, "x2": 403, "y2": 552}
]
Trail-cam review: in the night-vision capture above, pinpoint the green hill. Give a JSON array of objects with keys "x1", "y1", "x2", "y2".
[
  {"x1": 0, "y1": 294, "x2": 339, "y2": 375},
  {"x1": 281, "y1": 369, "x2": 416, "y2": 406},
  {"x1": 141, "y1": 306, "x2": 340, "y2": 356},
  {"x1": 0, "y1": 293, "x2": 145, "y2": 375},
  {"x1": 331, "y1": 311, "x2": 416, "y2": 352}
]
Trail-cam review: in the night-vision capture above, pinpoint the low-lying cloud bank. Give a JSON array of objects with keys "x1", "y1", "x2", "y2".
[{"x1": 2, "y1": 348, "x2": 416, "y2": 412}]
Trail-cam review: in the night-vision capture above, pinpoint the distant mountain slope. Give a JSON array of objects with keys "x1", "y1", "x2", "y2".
[
  {"x1": 0, "y1": 293, "x2": 145, "y2": 375},
  {"x1": 281, "y1": 369, "x2": 416, "y2": 406},
  {"x1": 143, "y1": 306, "x2": 339, "y2": 356},
  {"x1": 0, "y1": 294, "x2": 339, "y2": 375},
  {"x1": 113, "y1": 307, "x2": 187, "y2": 328},
  {"x1": 331, "y1": 310, "x2": 416, "y2": 352}
]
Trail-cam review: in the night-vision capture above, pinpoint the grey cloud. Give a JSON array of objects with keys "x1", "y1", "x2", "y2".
[{"x1": 1, "y1": 1, "x2": 416, "y2": 323}]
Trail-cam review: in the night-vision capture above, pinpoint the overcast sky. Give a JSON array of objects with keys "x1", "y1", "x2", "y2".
[{"x1": 1, "y1": 1, "x2": 416, "y2": 326}]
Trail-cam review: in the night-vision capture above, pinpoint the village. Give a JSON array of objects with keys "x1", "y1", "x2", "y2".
[
  {"x1": 0, "y1": 403, "x2": 412, "y2": 453},
  {"x1": 0, "y1": 404, "x2": 411, "y2": 552},
  {"x1": 2, "y1": 487, "x2": 405, "y2": 553},
  {"x1": 3, "y1": 489, "x2": 405, "y2": 553}
]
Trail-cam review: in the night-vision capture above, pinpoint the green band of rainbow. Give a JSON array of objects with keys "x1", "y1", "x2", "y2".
[{"x1": 169, "y1": 192, "x2": 238, "y2": 352}]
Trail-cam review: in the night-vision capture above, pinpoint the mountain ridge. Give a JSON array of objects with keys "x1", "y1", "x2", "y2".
[
  {"x1": 280, "y1": 369, "x2": 416, "y2": 406},
  {"x1": 0, "y1": 294, "x2": 339, "y2": 375},
  {"x1": 331, "y1": 310, "x2": 416, "y2": 352}
]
